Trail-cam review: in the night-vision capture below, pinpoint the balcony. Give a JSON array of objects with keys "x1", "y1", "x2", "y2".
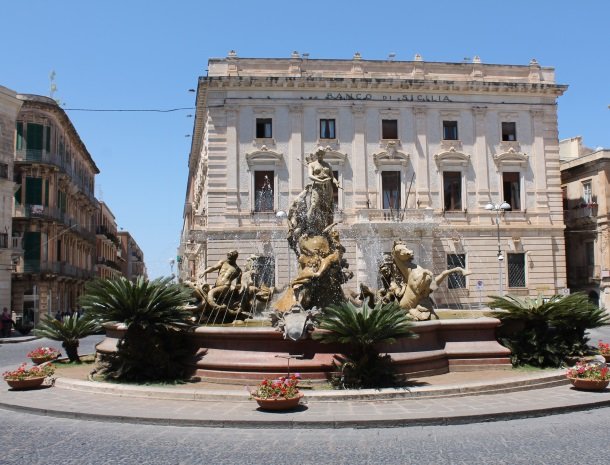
[
  {"x1": 96, "y1": 257, "x2": 121, "y2": 271},
  {"x1": 13, "y1": 204, "x2": 96, "y2": 244},
  {"x1": 569, "y1": 265, "x2": 601, "y2": 287},
  {"x1": 18, "y1": 259, "x2": 94, "y2": 279},
  {"x1": 15, "y1": 149, "x2": 96, "y2": 204},
  {"x1": 564, "y1": 205, "x2": 598, "y2": 222}
]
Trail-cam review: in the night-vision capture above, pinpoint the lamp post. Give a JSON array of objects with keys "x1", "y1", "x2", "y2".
[{"x1": 485, "y1": 201, "x2": 511, "y2": 294}]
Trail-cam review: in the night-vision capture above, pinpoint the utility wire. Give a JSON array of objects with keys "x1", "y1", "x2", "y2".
[{"x1": 63, "y1": 107, "x2": 195, "y2": 113}]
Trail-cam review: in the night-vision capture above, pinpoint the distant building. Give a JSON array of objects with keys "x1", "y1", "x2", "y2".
[
  {"x1": 12, "y1": 94, "x2": 99, "y2": 323},
  {"x1": 560, "y1": 136, "x2": 610, "y2": 308},
  {"x1": 117, "y1": 231, "x2": 147, "y2": 281},
  {"x1": 0, "y1": 86, "x2": 23, "y2": 311},
  {"x1": 180, "y1": 54, "x2": 568, "y2": 308},
  {"x1": 95, "y1": 201, "x2": 122, "y2": 280}
]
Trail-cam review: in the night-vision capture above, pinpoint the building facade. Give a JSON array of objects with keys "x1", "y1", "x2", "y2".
[
  {"x1": 117, "y1": 231, "x2": 147, "y2": 281},
  {"x1": 0, "y1": 86, "x2": 23, "y2": 311},
  {"x1": 560, "y1": 136, "x2": 610, "y2": 308},
  {"x1": 180, "y1": 54, "x2": 568, "y2": 308},
  {"x1": 12, "y1": 94, "x2": 99, "y2": 323},
  {"x1": 95, "y1": 201, "x2": 122, "y2": 280}
]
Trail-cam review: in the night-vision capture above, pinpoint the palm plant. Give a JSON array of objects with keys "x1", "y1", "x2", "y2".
[
  {"x1": 489, "y1": 292, "x2": 609, "y2": 367},
  {"x1": 313, "y1": 301, "x2": 417, "y2": 389},
  {"x1": 80, "y1": 276, "x2": 196, "y2": 381},
  {"x1": 34, "y1": 314, "x2": 100, "y2": 363}
]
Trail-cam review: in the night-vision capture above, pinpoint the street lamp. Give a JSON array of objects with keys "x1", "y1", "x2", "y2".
[{"x1": 485, "y1": 201, "x2": 511, "y2": 294}]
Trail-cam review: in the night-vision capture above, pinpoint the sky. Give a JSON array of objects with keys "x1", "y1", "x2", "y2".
[{"x1": 2, "y1": 0, "x2": 609, "y2": 279}]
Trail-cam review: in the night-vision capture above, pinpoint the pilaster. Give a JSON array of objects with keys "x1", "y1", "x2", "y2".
[{"x1": 413, "y1": 107, "x2": 430, "y2": 207}]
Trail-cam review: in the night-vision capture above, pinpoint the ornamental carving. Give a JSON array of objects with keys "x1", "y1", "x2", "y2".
[
  {"x1": 492, "y1": 147, "x2": 529, "y2": 168},
  {"x1": 245, "y1": 148, "x2": 284, "y2": 170},
  {"x1": 373, "y1": 141, "x2": 410, "y2": 170},
  {"x1": 434, "y1": 147, "x2": 470, "y2": 170}
]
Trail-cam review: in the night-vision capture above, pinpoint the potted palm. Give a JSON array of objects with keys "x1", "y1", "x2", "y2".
[{"x1": 566, "y1": 360, "x2": 610, "y2": 390}]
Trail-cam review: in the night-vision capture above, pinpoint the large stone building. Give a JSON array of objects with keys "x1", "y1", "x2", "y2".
[
  {"x1": 560, "y1": 136, "x2": 610, "y2": 308},
  {"x1": 117, "y1": 231, "x2": 147, "y2": 281},
  {"x1": 0, "y1": 86, "x2": 23, "y2": 311},
  {"x1": 12, "y1": 94, "x2": 99, "y2": 323},
  {"x1": 180, "y1": 53, "x2": 568, "y2": 308},
  {"x1": 95, "y1": 201, "x2": 123, "y2": 280}
]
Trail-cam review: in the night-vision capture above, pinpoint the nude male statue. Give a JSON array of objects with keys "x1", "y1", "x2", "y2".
[{"x1": 200, "y1": 250, "x2": 242, "y2": 311}]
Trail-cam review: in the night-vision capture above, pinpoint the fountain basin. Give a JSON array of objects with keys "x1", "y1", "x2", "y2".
[{"x1": 97, "y1": 317, "x2": 511, "y2": 385}]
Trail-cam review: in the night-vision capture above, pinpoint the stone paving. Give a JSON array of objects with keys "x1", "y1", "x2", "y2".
[{"x1": 1, "y1": 372, "x2": 609, "y2": 428}]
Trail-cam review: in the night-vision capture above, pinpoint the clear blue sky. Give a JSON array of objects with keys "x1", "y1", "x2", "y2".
[{"x1": 3, "y1": 0, "x2": 609, "y2": 278}]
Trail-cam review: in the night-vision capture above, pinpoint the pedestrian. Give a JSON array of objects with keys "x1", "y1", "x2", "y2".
[
  {"x1": 54, "y1": 310, "x2": 62, "y2": 321},
  {"x1": 1, "y1": 307, "x2": 14, "y2": 338}
]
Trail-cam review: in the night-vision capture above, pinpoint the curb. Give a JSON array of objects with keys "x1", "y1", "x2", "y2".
[
  {"x1": 1, "y1": 394, "x2": 610, "y2": 429},
  {"x1": 0, "y1": 336, "x2": 39, "y2": 344}
]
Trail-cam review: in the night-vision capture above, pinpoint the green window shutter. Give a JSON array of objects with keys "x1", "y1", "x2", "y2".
[
  {"x1": 16, "y1": 122, "x2": 24, "y2": 150},
  {"x1": 45, "y1": 126, "x2": 51, "y2": 152},
  {"x1": 26, "y1": 123, "x2": 44, "y2": 150},
  {"x1": 23, "y1": 232, "x2": 41, "y2": 260},
  {"x1": 14, "y1": 178, "x2": 22, "y2": 205},
  {"x1": 25, "y1": 177, "x2": 43, "y2": 205}
]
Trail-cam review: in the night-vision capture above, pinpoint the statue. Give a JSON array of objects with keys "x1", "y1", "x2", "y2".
[
  {"x1": 390, "y1": 241, "x2": 471, "y2": 320},
  {"x1": 306, "y1": 148, "x2": 339, "y2": 235},
  {"x1": 188, "y1": 251, "x2": 273, "y2": 324},
  {"x1": 273, "y1": 147, "x2": 351, "y2": 319}
]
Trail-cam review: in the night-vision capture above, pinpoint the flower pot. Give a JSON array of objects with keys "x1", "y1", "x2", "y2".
[
  {"x1": 5, "y1": 377, "x2": 46, "y2": 390},
  {"x1": 568, "y1": 378, "x2": 609, "y2": 391},
  {"x1": 253, "y1": 392, "x2": 304, "y2": 411},
  {"x1": 603, "y1": 355, "x2": 610, "y2": 363},
  {"x1": 30, "y1": 356, "x2": 57, "y2": 365}
]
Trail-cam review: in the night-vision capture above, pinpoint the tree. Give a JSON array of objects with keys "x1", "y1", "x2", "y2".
[
  {"x1": 80, "y1": 276, "x2": 196, "y2": 381},
  {"x1": 34, "y1": 314, "x2": 99, "y2": 363},
  {"x1": 313, "y1": 301, "x2": 417, "y2": 388},
  {"x1": 489, "y1": 293, "x2": 609, "y2": 367}
]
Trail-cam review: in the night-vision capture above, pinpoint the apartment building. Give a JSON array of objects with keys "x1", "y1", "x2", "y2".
[{"x1": 95, "y1": 201, "x2": 122, "y2": 280}]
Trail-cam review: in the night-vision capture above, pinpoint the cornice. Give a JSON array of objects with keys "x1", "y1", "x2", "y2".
[{"x1": 202, "y1": 76, "x2": 568, "y2": 96}]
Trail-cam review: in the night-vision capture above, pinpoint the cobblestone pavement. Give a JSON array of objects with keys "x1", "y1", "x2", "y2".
[{"x1": 2, "y1": 406, "x2": 609, "y2": 465}]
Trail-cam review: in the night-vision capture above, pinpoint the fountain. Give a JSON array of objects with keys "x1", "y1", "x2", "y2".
[{"x1": 98, "y1": 147, "x2": 511, "y2": 384}]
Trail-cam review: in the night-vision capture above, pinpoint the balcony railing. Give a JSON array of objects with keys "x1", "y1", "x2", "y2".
[
  {"x1": 15, "y1": 148, "x2": 96, "y2": 203},
  {"x1": 20, "y1": 259, "x2": 94, "y2": 279},
  {"x1": 564, "y1": 206, "x2": 598, "y2": 222}
]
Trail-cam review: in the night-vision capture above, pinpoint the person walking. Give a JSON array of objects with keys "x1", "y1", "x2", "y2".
[{"x1": 1, "y1": 307, "x2": 14, "y2": 337}]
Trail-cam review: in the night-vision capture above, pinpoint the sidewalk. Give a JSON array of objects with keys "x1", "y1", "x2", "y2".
[
  {"x1": 0, "y1": 335, "x2": 38, "y2": 344},
  {"x1": 1, "y1": 370, "x2": 609, "y2": 428}
]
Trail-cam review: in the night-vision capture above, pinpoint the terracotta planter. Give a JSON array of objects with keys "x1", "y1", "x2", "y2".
[
  {"x1": 568, "y1": 378, "x2": 609, "y2": 391},
  {"x1": 253, "y1": 392, "x2": 304, "y2": 411},
  {"x1": 30, "y1": 356, "x2": 57, "y2": 365},
  {"x1": 602, "y1": 354, "x2": 610, "y2": 363},
  {"x1": 5, "y1": 377, "x2": 46, "y2": 390}
]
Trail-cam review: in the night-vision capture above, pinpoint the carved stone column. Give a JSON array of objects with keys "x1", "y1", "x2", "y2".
[
  {"x1": 472, "y1": 106, "x2": 490, "y2": 208},
  {"x1": 288, "y1": 104, "x2": 303, "y2": 195},
  {"x1": 530, "y1": 109, "x2": 549, "y2": 210},
  {"x1": 413, "y1": 106, "x2": 430, "y2": 207},
  {"x1": 352, "y1": 104, "x2": 368, "y2": 209}
]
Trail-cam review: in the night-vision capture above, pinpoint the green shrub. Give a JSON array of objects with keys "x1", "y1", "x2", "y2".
[
  {"x1": 34, "y1": 314, "x2": 99, "y2": 363},
  {"x1": 313, "y1": 301, "x2": 416, "y2": 389},
  {"x1": 489, "y1": 293, "x2": 609, "y2": 367},
  {"x1": 80, "y1": 276, "x2": 196, "y2": 381}
]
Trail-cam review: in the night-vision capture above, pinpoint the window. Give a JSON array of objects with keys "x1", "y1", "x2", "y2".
[
  {"x1": 381, "y1": 171, "x2": 401, "y2": 210},
  {"x1": 0, "y1": 163, "x2": 8, "y2": 179},
  {"x1": 381, "y1": 119, "x2": 398, "y2": 140},
  {"x1": 26, "y1": 123, "x2": 44, "y2": 151},
  {"x1": 320, "y1": 119, "x2": 336, "y2": 139},
  {"x1": 582, "y1": 181, "x2": 592, "y2": 204},
  {"x1": 253, "y1": 170, "x2": 274, "y2": 212},
  {"x1": 16, "y1": 122, "x2": 23, "y2": 150},
  {"x1": 503, "y1": 172, "x2": 521, "y2": 210},
  {"x1": 25, "y1": 177, "x2": 43, "y2": 205},
  {"x1": 255, "y1": 118, "x2": 272, "y2": 138},
  {"x1": 442, "y1": 120, "x2": 458, "y2": 140},
  {"x1": 253, "y1": 255, "x2": 275, "y2": 288},
  {"x1": 585, "y1": 241, "x2": 595, "y2": 279},
  {"x1": 502, "y1": 122, "x2": 517, "y2": 141},
  {"x1": 507, "y1": 253, "x2": 526, "y2": 288},
  {"x1": 0, "y1": 233, "x2": 7, "y2": 249},
  {"x1": 447, "y1": 254, "x2": 466, "y2": 289},
  {"x1": 443, "y1": 171, "x2": 462, "y2": 211}
]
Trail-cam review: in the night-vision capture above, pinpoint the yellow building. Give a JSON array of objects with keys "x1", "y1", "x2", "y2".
[{"x1": 12, "y1": 94, "x2": 99, "y2": 323}]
